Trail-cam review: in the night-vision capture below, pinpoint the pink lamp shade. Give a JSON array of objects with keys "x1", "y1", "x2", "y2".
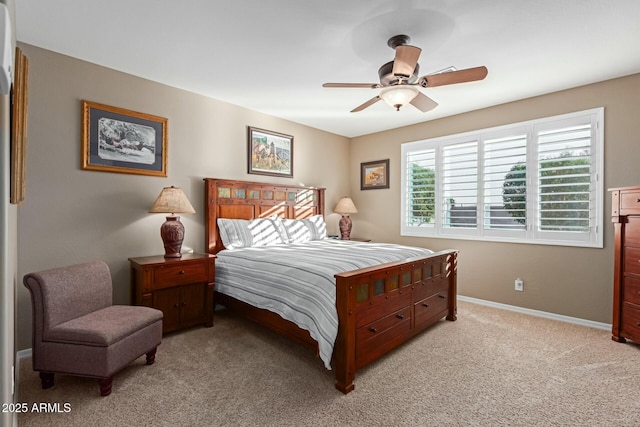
[
  {"x1": 334, "y1": 197, "x2": 358, "y2": 240},
  {"x1": 149, "y1": 186, "x2": 195, "y2": 258}
]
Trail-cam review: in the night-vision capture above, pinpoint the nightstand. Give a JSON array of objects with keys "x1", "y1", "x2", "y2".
[{"x1": 129, "y1": 253, "x2": 215, "y2": 334}]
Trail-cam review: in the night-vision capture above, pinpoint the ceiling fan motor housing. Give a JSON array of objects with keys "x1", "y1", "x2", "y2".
[{"x1": 378, "y1": 61, "x2": 420, "y2": 86}]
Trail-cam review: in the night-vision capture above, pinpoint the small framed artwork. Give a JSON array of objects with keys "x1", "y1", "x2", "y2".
[
  {"x1": 81, "y1": 100, "x2": 167, "y2": 177},
  {"x1": 248, "y1": 126, "x2": 293, "y2": 178},
  {"x1": 361, "y1": 159, "x2": 390, "y2": 190}
]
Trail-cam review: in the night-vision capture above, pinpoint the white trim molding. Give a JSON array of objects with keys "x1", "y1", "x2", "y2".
[{"x1": 458, "y1": 295, "x2": 611, "y2": 331}]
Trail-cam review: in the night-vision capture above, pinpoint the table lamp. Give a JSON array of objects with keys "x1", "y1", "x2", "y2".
[
  {"x1": 149, "y1": 186, "x2": 195, "y2": 258},
  {"x1": 334, "y1": 197, "x2": 358, "y2": 240}
]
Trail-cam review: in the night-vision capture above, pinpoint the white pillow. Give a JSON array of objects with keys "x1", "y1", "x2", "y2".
[
  {"x1": 217, "y1": 218, "x2": 286, "y2": 249},
  {"x1": 282, "y1": 214, "x2": 327, "y2": 243}
]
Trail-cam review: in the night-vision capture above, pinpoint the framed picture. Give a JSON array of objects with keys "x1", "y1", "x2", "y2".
[
  {"x1": 10, "y1": 47, "x2": 28, "y2": 204},
  {"x1": 81, "y1": 100, "x2": 167, "y2": 177},
  {"x1": 361, "y1": 159, "x2": 390, "y2": 190},
  {"x1": 248, "y1": 126, "x2": 293, "y2": 178}
]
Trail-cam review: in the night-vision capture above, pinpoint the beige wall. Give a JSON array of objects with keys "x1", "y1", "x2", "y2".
[
  {"x1": 15, "y1": 43, "x2": 350, "y2": 350},
  {"x1": 349, "y1": 72, "x2": 640, "y2": 324}
]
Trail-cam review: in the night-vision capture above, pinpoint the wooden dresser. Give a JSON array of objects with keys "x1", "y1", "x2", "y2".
[{"x1": 611, "y1": 186, "x2": 640, "y2": 343}]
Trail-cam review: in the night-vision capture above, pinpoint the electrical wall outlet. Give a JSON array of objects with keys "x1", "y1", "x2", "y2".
[{"x1": 515, "y1": 278, "x2": 524, "y2": 292}]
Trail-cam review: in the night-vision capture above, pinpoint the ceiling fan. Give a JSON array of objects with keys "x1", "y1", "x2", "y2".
[{"x1": 322, "y1": 34, "x2": 488, "y2": 113}]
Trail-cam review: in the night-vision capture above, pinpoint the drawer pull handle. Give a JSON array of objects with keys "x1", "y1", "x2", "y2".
[
  {"x1": 438, "y1": 294, "x2": 446, "y2": 299},
  {"x1": 396, "y1": 314, "x2": 405, "y2": 320},
  {"x1": 637, "y1": 322, "x2": 640, "y2": 327},
  {"x1": 422, "y1": 303, "x2": 429, "y2": 308},
  {"x1": 173, "y1": 304, "x2": 179, "y2": 308},
  {"x1": 637, "y1": 198, "x2": 640, "y2": 203},
  {"x1": 179, "y1": 270, "x2": 186, "y2": 275},
  {"x1": 370, "y1": 327, "x2": 377, "y2": 333}
]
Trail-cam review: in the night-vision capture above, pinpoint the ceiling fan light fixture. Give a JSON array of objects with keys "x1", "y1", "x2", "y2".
[{"x1": 379, "y1": 85, "x2": 419, "y2": 111}]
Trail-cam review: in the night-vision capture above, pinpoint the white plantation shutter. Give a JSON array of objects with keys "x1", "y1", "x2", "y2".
[
  {"x1": 483, "y1": 133, "x2": 528, "y2": 235},
  {"x1": 401, "y1": 108, "x2": 603, "y2": 248},
  {"x1": 443, "y1": 141, "x2": 478, "y2": 230},
  {"x1": 404, "y1": 148, "x2": 436, "y2": 228}
]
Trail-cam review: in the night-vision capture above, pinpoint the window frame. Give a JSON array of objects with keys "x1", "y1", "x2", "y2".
[{"x1": 400, "y1": 108, "x2": 604, "y2": 248}]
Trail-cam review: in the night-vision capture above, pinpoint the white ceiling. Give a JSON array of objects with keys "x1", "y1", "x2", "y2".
[{"x1": 14, "y1": 0, "x2": 640, "y2": 138}]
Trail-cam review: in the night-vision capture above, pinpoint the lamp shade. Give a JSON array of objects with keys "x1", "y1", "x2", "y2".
[
  {"x1": 379, "y1": 85, "x2": 419, "y2": 111},
  {"x1": 334, "y1": 197, "x2": 358, "y2": 215},
  {"x1": 149, "y1": 186, "x2": 195, "y2": 214}
]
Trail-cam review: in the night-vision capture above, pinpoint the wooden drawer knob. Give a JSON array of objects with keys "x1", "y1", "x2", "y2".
[
  {"x1": 370, "y1": 327, "x2": 377, "y2": 333},
  {"x1": 179, "y1": 270, "x2": 185, "y2": 275},
  {"x1": 396, "y1": 314, "x2": 405, "y2": 320}
]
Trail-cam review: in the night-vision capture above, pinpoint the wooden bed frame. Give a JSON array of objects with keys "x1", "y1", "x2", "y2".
[{"x1": 204, "y1": 178, "x2": 458, "y2": 393}]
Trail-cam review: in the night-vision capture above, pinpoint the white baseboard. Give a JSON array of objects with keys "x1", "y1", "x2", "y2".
[
  {"x1": 458, "y1": 295, "x2": 611, "y2": 331},
  {"x1": 16, "y1": 348, "x2": 31, "y2": 362}
]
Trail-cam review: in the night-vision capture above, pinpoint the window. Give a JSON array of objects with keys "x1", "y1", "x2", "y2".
[{"x1": 401, "y1": 108, "x2": 603, "y2": 248}]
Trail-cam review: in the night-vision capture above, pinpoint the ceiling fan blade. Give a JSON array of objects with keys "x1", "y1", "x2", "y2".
[
  {"x1": 351, "y1": 96, "x2": 381, "y2": 113},
  {"x1": 392, "y1": 45, "x2": 422, "y2": 78},
  {"x1": 410, "y1": 92, "x2": 438, "y2": 113},
  {"x1": 323, "y1": 82, "x2": 382, "y2": 89},
  {"x1": 420, "y1": 66, "x2": 488, "y2": 88}
]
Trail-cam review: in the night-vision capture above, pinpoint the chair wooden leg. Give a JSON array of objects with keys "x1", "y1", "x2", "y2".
[
  {"x1": 99, "y1": 376, "x2": 113, "y2": 396},
  {"x1": 146, "y1": 347, "x2": 157, "y2": 365},
  {"x1": 39, "y1": 372, "x2": 54, "y2": 389}
]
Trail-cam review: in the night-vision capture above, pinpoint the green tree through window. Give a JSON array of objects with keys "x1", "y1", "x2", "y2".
[
  {"x1": 409, "y1": 163, "x2": 435, "y2": 225},
  {"x1": 503, "y1": 153, "x2": 590, "y2": 231}
]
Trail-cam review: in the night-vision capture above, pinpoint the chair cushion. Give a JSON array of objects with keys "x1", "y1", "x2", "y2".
[{"x1": 44, "y1": 305, "x2": 163, "y2": 347}]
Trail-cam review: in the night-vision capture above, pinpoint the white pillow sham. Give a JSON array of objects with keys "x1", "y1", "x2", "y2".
[
  {"x1": 217, "y1": 218, "x2": 287, "y2": 249},
  {"x1": 282, "y1": 214, "x2": 327, "y2": 243}
]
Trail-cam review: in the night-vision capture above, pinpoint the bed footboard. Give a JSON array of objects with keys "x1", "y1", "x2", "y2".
[{"x1": 333, "y1": 249, "x2": 458, "y2": 393}]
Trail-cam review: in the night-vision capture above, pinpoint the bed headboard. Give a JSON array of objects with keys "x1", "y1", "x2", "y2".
[{"x1": 204, "y1": 178, "x2": 326, "y2": 254}]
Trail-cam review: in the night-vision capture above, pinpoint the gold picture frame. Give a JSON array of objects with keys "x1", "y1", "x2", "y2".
[
  {"x1": 81, "y1": 100, "x2": 168, "y2": 177},
  {"x1": 10, "y1": 47, "x2": 28, "y2": 204}
]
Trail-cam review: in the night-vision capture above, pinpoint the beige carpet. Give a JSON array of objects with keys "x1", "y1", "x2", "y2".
[{"x1": 17, "y1": 301, "x2": 640, "y2": 426}]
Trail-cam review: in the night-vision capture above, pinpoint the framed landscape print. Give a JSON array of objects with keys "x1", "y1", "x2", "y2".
[
  {"x1": 81, "y1": 100, "x2": 168, "y2": 177},
  {"x1": 247, "y1": 126, "x2": 293, "y2": 178},
  {"x1": 361, "y1": 159, "x2": 390, "y2": 190}
]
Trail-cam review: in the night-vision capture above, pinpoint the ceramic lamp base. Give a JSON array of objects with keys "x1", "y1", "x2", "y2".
[
  {"x1": 160, "y1": 215, "x2": 184, "y2": 258},
  {"x1": 339, "y1": 214, "x2": 352, "y2": 240}
]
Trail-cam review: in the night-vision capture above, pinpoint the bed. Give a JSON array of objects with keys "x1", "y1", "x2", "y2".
[{"x1": 204, "y1": 178, "x2": 458, "y2": 393}]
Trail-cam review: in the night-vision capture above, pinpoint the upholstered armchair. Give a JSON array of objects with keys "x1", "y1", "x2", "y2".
[{"x1": 23, "y1": 261, "x2": 163, "y2": 396}]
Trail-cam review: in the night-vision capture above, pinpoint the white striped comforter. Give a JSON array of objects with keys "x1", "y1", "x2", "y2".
[{"x1": 214, "y1": 239, "x2": 433, "y2": 369}]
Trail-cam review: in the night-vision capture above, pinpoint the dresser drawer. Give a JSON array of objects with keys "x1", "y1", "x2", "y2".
[
  {"x1": 356, "y1": 306, "x2": 411, "y2": 368},
  {"x1": 356, "y1": 306, "x2": 411, "y2": 346},
  {"x1": 623, "y1": 277, "x2": 640, "y2": 307},
  {"x1": 621, "y1": 305, "x2": 640, "y2": 342},
  {"x1": 623, "y1": 246, "x2": 640, "y2": 276},
  {"x1": 153, "y1": 262, "x2": 208, "y2": 289},
  {"x1": 625, "y1": 217, "x2": 640, "y2": 247},
  {"x1": 620, "y1": 191, "x2": 640, "y2": 216},
  {"x1": 414, "y1": 292, "x2": 449, "y2": 330}
]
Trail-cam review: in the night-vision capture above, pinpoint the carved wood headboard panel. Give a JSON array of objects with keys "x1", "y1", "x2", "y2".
[{"x1": 203, "y1": 178, "x2": 326, "y2": 254}]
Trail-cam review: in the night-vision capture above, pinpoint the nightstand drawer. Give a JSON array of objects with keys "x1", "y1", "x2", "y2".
[{"x1": 153, "y1": 262, "x2": 208, "y2": 288}]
